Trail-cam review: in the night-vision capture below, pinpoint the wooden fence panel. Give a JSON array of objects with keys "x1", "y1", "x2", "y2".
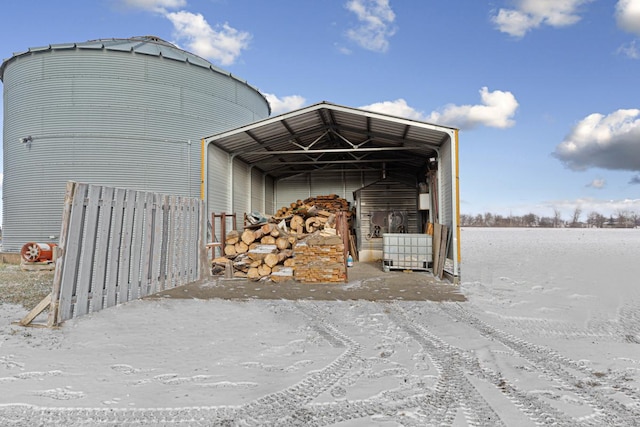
[{"x1": 54, "y1": 182, "x2": 205, "y2": 324}]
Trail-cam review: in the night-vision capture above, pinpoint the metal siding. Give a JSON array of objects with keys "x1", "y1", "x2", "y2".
[
  {"x1": 251, "y1": 168, "x2": 264, "y2": 213},
  {"x1": 207, "y1": 144, "x2": 229, "y2": 215},
  {"x1": 265, "y1": 176, "x2": 275, "y2": 215},
  {"x1": 275, "y1": 175, "x2": 310, "y2": 209},
  {"x1": 355, "y1": 180, "x2": 419, "y2": 255},
  {"x1": 310, "y1": 174, "x2": 345, "y2": 201},
  {"x1": 274, "y1": 171, "x2": 379, "y2": 213},
  {"x1": 232, "y1": 158, "x2": 250, "y2": 229},
  {"x1": 2, "y1": 46, "x2": 268, "y2": 251}
]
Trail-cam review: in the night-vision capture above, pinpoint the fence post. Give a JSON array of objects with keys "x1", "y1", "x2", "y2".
[{"x1": 47, "y1": 181, "x2": 76, "y2": 327}]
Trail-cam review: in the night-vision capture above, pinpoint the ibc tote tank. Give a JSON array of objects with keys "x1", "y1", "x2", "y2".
[{"x1": 1, "y1": 36, "x2": 270, "y2": 251}]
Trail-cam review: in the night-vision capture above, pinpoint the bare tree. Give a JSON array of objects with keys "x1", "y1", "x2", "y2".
[
  {"x1": 570, "y1": 207, "x2": 582, "y2": 228},
  {"x1": 617, "y1": 210, "x2": 630, "y2": 228},
  {"x1": 553, "y1": 208, "x2": 563, "y2": 228}
]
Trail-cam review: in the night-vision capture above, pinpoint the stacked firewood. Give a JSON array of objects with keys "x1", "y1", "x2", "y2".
[
  {"x1": 274, "y1": 194, "x2": 351, "y2": 235},
  {"x1": 294, "y1": 233, "x2": 347, "y2": 283},
  {"x1": 212, "y1": 222, "x2": 297, "y2": 281},
  {"x1": 211, "y1": 194, "x2": 352, "y2": 282}
]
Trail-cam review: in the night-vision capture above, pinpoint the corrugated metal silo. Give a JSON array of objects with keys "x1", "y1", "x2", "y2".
[{"x1": 1, "y1": 36, "x2": 269, "y2": 251}]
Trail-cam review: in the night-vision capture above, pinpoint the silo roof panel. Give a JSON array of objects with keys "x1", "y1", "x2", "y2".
[
  {"x1": 77, "y1": 41, "x2": 105, "y2": 50},
  {"x1": 29, "y1": 45, "x2": 51, "y2": 53},
  {"x1": 51, "y1": 43, "x2": 77, "y2": 50}
]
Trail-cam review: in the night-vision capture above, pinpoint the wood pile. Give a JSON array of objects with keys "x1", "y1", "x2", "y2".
[
  {"x1": 211, "y1": 194, "x2": 352, "y2": 282},
  {"x1": 212, "y1": 222, "x2": 297, "y2": 281},
  {"x1": 293, "y1": 233, "x2": 346, "y2": 283},
  {"x1": 274, "y1": 194, "x2": 351, "y2": 235}
]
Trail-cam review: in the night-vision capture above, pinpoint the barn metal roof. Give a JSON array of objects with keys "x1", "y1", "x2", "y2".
[{"x1": 203, "y1": 101, "x2": 458, "y2": 180}]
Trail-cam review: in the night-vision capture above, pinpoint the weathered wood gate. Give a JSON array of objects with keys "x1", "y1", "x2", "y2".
[{"x1": 21, "y1": 181, "x2": 207, "y2": 327}]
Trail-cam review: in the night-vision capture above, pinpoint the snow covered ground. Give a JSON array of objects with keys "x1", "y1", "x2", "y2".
[{"x1": 1, "y1": 228, "x2": 639, "y2": 426}]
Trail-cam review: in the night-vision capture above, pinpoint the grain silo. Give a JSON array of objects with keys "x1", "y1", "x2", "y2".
[{"x1": 1, "y1": 36, "x2": 270, "y2": 252}]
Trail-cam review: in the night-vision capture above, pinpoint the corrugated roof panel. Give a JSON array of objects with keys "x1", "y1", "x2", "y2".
[{"x1": 204, "y1": 102, "x2": 455, "y2": 180}]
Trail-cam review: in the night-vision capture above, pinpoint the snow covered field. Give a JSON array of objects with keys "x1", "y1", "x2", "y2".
[{"x1": 1, "y1": 228, "x2": 639, "y2": 426}]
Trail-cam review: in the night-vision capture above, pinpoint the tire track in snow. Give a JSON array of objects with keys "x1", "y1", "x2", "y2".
[
  {"x1": 385, "y1": 303, "x2": 509, "y2": 427},
  {"x1": 439, "y1": 302, "x2": 640, "y2": 426}
]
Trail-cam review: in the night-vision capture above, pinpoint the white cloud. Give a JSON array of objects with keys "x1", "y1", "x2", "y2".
[
  {"x1": 119, "y1": 0, "x2": 186, "y2": 12},
  {"x1": 358, "y1": 99, "x2": 425, "y2": 121},
  {"x1": 359, "y1": 88, "x2": 518, "y2": 130},
  {"x1": 165, "y1": 11, "x2": 251, "y2": 66},
  {"x1": 345, "y1": 0, "x2": 396, "y2": 52},
  {"x1": 554, "y1": 109, "x2": 640, "y2": 171},
  {"x1": 425, "y1": 87, "x2": 519, "y2": 130},
  {"x1": 492, "y1": 0, "x2": 593, "y2": 38},
  {"x1": 617, "y1": 40, "x2": 640, "y2": 59},
  {"x1": 263, "y1": 93, "x2": 307, "y2": 116},
  {"x1": 586, "y1": 178, "x2": 606, "y2": 189},
  {"x1": 616, "y1": 0, "x2": 640, "y2": 35}
]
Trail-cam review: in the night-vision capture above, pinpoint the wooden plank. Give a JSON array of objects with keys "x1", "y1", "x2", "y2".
[
  {"x1": 189, "y1": 198, "x2": 198, "y2": 281},
  {"x1": 47, "y1": 181, "x2": 76, "y2": 327},
  {"x1": 182, "y1": 197, "x2": 192, "y2": 282},
  {"x1": 129, "y1": 190, "x2": 146, "y2": 300},
  {"x1": 90, "y1": 186, "x2": 114, "y2": 313},
  {"x1": 58, "y1": 183, "x2": 89, "y2": 322},
  {"x1": 105, "y1": 188, "x2": 126, "y2": 308},
  {"x1": 75, "y1": 184, "x2": 102, "y2": 316},
  {"x1": 165, "y1": 195, "x2": 177, "y2": 289},
  {"x1": 139, "y1": 192, "x2": 154, "y2": 297},
  {"x1": 175, "y1": 196, "x2": 186, "y2": 286},
  {"x1": 150, "y1": 193, "x2": 164, "y2": 294},
  {"x1": 432, "y1": 223, "x2": 442, "y2": 276},
  {"x1": 117, "y1": 189, "x2": 137, "y2": 304},
  {"x1": 20, "y1": 293, "x2": 52, "y2": 327},
  {"x1": 198, "y1": 201, "x2": 208, "y2": 282},
  {"x1": 437, "y1": 225, "x2": 449, "y2": 279},
  {"x1": 158, "y1": 195, "x2": 170, "y2": 291}
]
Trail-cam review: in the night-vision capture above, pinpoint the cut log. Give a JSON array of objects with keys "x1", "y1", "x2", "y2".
[
  {"x1": 264, "y1": 250, "x2": 293, "y2": 268},
  {"x1": 225, "y1": 230, "x2": 240, "y2": 245},
  {"x1": 253, "y1": 228, "x2": 266, "y2": 240},
  {"x1": 212, "y1": 256, "x2": 230, "y2": 265},
  {"x1": 283, "y1": 258, "x2": 296, "y2": 267},
  {"x1": 290, "y1": 215, "x2": 304, "y2": 231},
  {"x1": 261, "y1": 235, "x2": 276, "y2": 245},
  {"x1": 257, "y1": 264, "x2": 272, "y2": 276},
  {"x1": 241, "y1": 229, "x2": 257, "y2": 245},
  {"x1": 276, "y1": 236, "x2": 290, "y2": 250},
  {"x1": 305, "y1": 217, "x2": 322, "y2": 233},
  {"x1": 270, "y1": 227, "x2": 280, "y2": 238},
  {"x1": 261, "y1": 223, "x2": 275, "y2": 234},
  {"x1": 264, "y1": 253, "x2": 279, "y2": 268},
  {"x1": 224, "y1": 244, "x2": 237, "y2": 256},
  {"x1": 235, "y1": 241, "x2": 249, "y2": 254},
  {"x1": 247, "y1": 267, "x2": 260, "y2": 280}
]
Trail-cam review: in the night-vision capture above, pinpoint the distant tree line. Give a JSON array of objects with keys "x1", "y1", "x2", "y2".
[{"x1": 460, "y1": 208, "x2": 639, "y2": 228}]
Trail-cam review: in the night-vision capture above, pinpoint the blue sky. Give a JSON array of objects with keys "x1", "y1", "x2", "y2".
[{"x1": 1, "y1": 0, "x2": 639, "y2": 223}]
